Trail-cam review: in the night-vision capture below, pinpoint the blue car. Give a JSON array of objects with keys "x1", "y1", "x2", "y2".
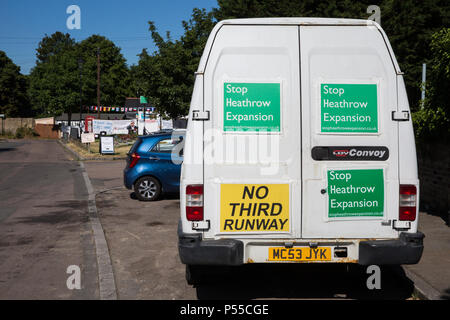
[{"x1": 123, "y1": 130, "x2": 184, "y2": 201}]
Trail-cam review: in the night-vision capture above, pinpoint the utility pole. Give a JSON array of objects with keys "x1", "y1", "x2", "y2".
[
  {"x1": 421, "y1": 63, "x2": 427, "y2": 109},
  {"x1": 97, "y1": 47, "x2": 101, "y2": 118},
  {"x1": 79, "y1": 58, "x2": 84, "y2": 133}
]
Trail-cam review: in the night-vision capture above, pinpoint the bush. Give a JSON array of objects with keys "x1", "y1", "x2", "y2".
[
  {"x1": 14, "y1": 126, "x2": 37, "y2": 139},
  {"x1": 412, "y1": 107, "x2": 450, "y2": 141}
]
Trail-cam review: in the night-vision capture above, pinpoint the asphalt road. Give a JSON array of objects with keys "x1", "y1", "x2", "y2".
[{"x1": 0, "y1": 139, "x2": 98, "y2": 299}]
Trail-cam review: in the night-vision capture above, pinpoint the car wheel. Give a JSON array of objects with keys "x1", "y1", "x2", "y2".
[{"x1": 134, "y1": 176, "x2": 161, "y2": 201}]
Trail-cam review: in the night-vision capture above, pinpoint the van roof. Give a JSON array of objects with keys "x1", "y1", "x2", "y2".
[
  {"x1": 197, "y1": 17, "x2": 401, "y2": 74},
  {"x1": 219, "y1": 17, "x2": 377, "y2": 26}
]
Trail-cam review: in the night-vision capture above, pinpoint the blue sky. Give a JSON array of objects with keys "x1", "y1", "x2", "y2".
[{"x1": 0, "y1": 0, "x2": 218, "y2": 74}]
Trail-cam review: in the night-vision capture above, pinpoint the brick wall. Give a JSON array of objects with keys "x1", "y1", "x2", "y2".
[
  {"x1": 34, "y1": 124, "x2": 61, "y2": 139},
  {"x1": 417, "y1": 141, "x2": 450, "y2": 223}
]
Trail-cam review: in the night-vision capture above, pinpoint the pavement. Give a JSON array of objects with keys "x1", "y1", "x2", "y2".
[{"x1": 402, "y1": 212, "x2": 450, "y2": 300}]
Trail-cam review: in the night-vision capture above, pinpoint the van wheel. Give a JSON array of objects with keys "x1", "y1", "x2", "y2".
[
  {"x1": 134, "y1": 176, "x2": 161, "y2": 201},
  {"x1": 186, "y1": 265, "x2": 199, "y2": 285}
]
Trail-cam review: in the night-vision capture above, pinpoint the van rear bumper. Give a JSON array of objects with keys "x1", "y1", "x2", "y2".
[
  {"x1": 178, "y1": 224, "x2": 424, "y2": 266},
  {"x1": 178, "y1": 233, "x2": 243, "y2": 266},
  {"x1": 358, "y1": 232, "x2": 424, "y2": 265}
]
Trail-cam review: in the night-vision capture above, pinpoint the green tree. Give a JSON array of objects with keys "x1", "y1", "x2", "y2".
[
  {"x1": 381, "y1": 0, "x2": 450, "y2": 110},
  {"x1": 135, "y1": 8, "x2": 215, "y2": 118},
  {"x1": 29, "y1": 33, "x2": 130, "y2": 117},
  {"x1": 28, "y1": 44, "x2": 80, "y2": 117},
  {"x1": 427, "y1": 28, "x2": 450, "y2": 113},
  {"x1": 35, "y1": 32, "x2": 75, "y2": 64},
  {"x1": 0, "y1": 51, "x2": 31, "y2": 117},
  {"x1": 213, "y1": 0, "x2": 372, "y2": 21},
  {"x1": 77, "y1": 35, "x2": 130, "y2": 107},
  {"x1": 412, "y1": 28, "x2": 450, "y2": 140}
]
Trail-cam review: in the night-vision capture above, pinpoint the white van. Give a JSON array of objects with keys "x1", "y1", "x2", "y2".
[{"x1": 178, "y1": 18, "x2": 424, "y2": 282}]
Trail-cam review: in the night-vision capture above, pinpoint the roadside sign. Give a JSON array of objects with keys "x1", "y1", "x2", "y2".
[
  {"x1": 223, "y1": 82, "x2": 281, "y2": 132},
  {"x1": 321, "y1": 83, "x2": 378, "y2": 133},
  {"x1": 99, "y1": 136, "x2": 114, "y2": 154},
  {"x1": 327, "y1": 169, "x2": 384, "y2": 218},
  {"x1": 220, "y1": 184, "x2": 289, "y2": 232},
  {"x1": 81, "y1": 132, "x2": 95, "y2": 144}
]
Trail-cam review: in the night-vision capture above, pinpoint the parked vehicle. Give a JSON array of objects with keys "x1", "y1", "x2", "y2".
[
  {"x1": 178, "y1": 18, "x2": 423, "y2": 284},
  {"x1": 124, "y1": 130, "x2": 184, "y2": 201}
]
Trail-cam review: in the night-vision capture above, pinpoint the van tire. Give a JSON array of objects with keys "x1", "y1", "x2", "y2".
[
  {"x1": 134, "y1": 176, "x2": 162, "y2": 201},
  {"x1": 186, "y1": 265, "x2": 203, "y2": 285},
  {"x1": 186, "y1": 265, "x2": 218, "y2": 285}
]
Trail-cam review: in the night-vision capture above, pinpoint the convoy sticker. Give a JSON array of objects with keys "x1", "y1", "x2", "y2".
[
  {"x1": 220, "y1": 184, "x2": 289, "y2": 232},
  {"x1": 223, "y1": 82, "x2": 281, "y2": 132},
  {"x1": 321, "y1": 84, "x2": 378, "y2": 133},
  {"x1": 312, "y1": 146, "x2": 389, "y2": 161},
  {"x1": 327, "y1": 169, "x2": 384, "y2": 218}
]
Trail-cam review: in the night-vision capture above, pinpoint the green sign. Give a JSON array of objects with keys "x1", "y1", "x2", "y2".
[
  {"x1": 140, "y1": 96, "x2": 148, "y2": 104},
  {"x1": 321, "y1": 84, "x2": 378, "y2": 133},
  {"x1": 223, "y1": 82, "x2": 281, "y2": 132},
  {"x1": 327, "y1": 169, "x2": 384, "y2": 218}
]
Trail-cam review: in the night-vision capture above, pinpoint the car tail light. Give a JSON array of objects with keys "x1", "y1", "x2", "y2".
[
  {"x1": 129, "y1": 152, "x2": 140, "y2": 168},
  {"x1": 186, "y1": 185, "x2": 203, "y2": 221},
  {"x1": 399, "y1": 185, "x2": 417, "y2": 221}
]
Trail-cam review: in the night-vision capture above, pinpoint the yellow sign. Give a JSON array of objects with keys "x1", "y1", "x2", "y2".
[
  {"x1": 220, "y1": 184, "x2": 289, "y2": 232},
  {"x1": 268, "y1": 247, "x2": 331, "y2": 262}
]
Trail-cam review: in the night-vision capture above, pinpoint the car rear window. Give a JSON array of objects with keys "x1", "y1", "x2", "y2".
[
  {"x1": 151, "y1": 137, "x2": 184, "y2": 153},
  {"x1": 128, "y1": 138, "x2": 142, "y2": 154}
]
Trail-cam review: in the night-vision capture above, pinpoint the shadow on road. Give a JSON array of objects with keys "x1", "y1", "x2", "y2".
[
  {"x1": 0, "y1": 141, "x2": 24, "y2": 152},
  {"x1": 194, "y1": 264, "x2": 415, "y2": 300},
  {"x1": 129, "y1": 192, "x2": 180, "y2": 201}
]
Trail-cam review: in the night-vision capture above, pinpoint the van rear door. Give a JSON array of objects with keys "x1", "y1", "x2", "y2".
[
  {"x1": 300, "y1": 25, "x2": 399, "y2": 239},
  {"x1": 202, "y1": 24, "x2": 301, "y2": 240}
]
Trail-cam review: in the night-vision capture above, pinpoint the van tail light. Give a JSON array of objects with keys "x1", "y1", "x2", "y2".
[
  {"x1": 399, "y1": 185, "x2": 417, "y2": 221},
  {"x1": 129, "y1": 152, "x2": 140, "y2": 168},
  {"x1": 186, "y1": 185, "x2": 203, "y2": 221}
]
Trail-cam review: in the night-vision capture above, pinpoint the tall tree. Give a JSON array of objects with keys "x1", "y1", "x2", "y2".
[
  {"x1": 213, "y1": 0, "x2": 372, "y2": 21},
  {"x1": 427, "y1": 28, "x2": 450, "y2": 112},
  {"x1": 35, "y1": 32, "x2": 75, "y2": 64},
  {"x1": 412, "y1": 27, "x2": 450, "y2": 140},
  {"x1": 28, "y1": 44, "x2": 80, "y2": 117},
  {"x1": 135, "y1": 8, "x2": 215, "y2": 118},
  {"x1": 29, "y1": 33, "x2": 130, "y2": 117},
  {"x1": 0, "y1": 51, "x2": 30, "y2": 117},
  {"x1": 381, "y1": 0, "x2": 450, "y2": 110},
  {"x1": 77, "y1": 35, "x2": 130, "y2": 107}
]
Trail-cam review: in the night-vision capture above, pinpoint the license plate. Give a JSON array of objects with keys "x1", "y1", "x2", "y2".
[{"x1": 268, "y1": 247, "x2": 331, "y2": 262}]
